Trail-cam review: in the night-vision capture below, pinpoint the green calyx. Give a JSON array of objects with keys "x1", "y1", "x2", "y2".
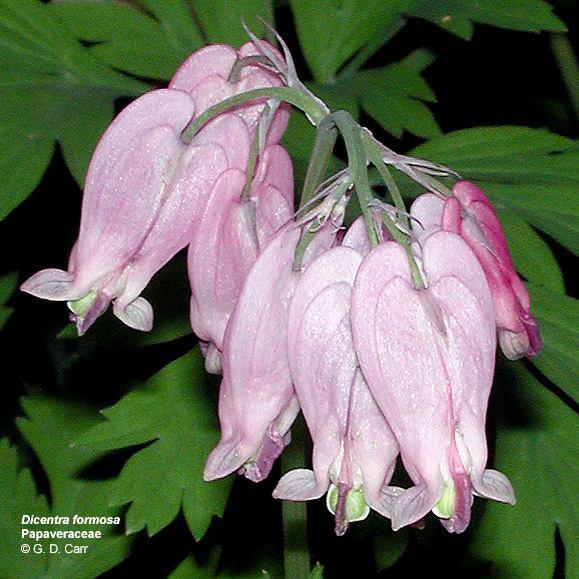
[
  {"x1": 67, "y1": 290, "x2": 97, "y2": 317},
  {"x1": 326, "y1": 484, "x2": 370, "y2": 524},
  {"x1": 432, "y1": 481, "x2": 457, "y2": 519}
]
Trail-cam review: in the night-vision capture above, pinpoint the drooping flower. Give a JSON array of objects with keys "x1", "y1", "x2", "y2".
[
  {"x1": 351, "y1": 231, "x2": 515, "y2": 533},
  {"x1": 21, "y1": 89, "x2": 197, "y2": 334},
  {"x1": 410, "y1": 183, "x2": 542, "y2": 360},
  {"x1": 442, "y1": 181, "x2": 542, "y2": 359},
  {"x1": 188, "y1": 145, "x2": 294, "y2": 373},
  {"x1": 22, "y1": 40, "x2": 291, "y2": 335},
  {"x1": 274, "y1": 246, "x2": 399, "y2": 535},
  {"x1": 204, "y1": 221, "x2": 339, "y2": 483}
]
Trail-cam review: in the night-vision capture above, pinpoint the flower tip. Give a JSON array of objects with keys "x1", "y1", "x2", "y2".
[{"x1": 20, "y1": 268, "x2": 76, "y2": 300}]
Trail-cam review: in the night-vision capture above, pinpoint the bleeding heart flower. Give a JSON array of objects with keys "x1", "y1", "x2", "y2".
[
  {"x1": 204, "y1": 221, "x2": 339, "y2": 483},
  {"x1": 352, "y1": 231, "x2": 515, "y2": 533},
  {"x1": 188, "y1": 145, "x2": 294, "y2": 372},
  {"x1": 274, "y1": 246, "x2": 399, "y2": 535},
  {"x1": 21, "y1": 89, "x2": 196, "y2": 334},
  {"x1": 410, "y1": 183, "x2": 542, "y2": 360},
  {"x1": 443, "y1": 181, "x2": 541, "y2": 359}
]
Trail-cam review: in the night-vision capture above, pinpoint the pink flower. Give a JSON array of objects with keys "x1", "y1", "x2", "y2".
[
  {"x1": 204, "y1": 222, "x2": 339, "y2": 483},
  {"x1": 169, "y1": 41, "x2": 290, "y2": 144},
  {"x1": 274, "y1": 246, "x2": 399, "y2": 536},
  {"x1": 351, "y1": 231, "x2": 515, "y2": 533},
  {"x1": 22, "y1": 42, "x2": 291, "y2": 336},
  {"x1": 410, "y1": 182, "x2": 542, "y2": 360},
  {"x1": 21, "y1": 89, "x2": 197, "y2": 334},
  {"x1": 188, "y1": 145, "x2": 294, "y2": 373},
  {"x1": 442, "y1": 181, "x2": 541, "y2": 359}
]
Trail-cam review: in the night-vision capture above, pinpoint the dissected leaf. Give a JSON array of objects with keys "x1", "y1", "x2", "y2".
[
  {"x1": 0, "y1": 439, "x2": 50, "y2": 579},
  {"x1": 526, "y1": 285, "x2": 579, "y2": 403},
  {"x1": 472, "y1": 363, "x2": 578, "y2": 577},
  {"x1": 497, "y1": 210, "x2": 565, "y2": 293},
  {"x1": 290, "y1": 0, "x2": 415, "y2": 82},
  {"x1": 50, "y1": 1, "x2": 203, "y2": 81},
  {"x1": 0, "y1": 0, "x2": 148, "y2": 216},
  {"x1": 12, "y1": 395, "x2": 134, "y2": 579},
  {"x1": 0, "y1": 272, "x2": 18, "y2": 331},
  {"x1": 373, "y1": 529, "x2": 408, "y2": 572},
  {"x1": 410, "y1": 127, "x2": 579, "y2": 253},
  {"x1": 192, "y1": 0, "x2": 274, "y2": 46},
  {"x1": 353, "y1": 55, "x2": 440, "y2": 139},
  {"x1": 409, "y1": 0, "x2": 566, "y2": 40},
  {"x1": 75, "y1": 349, "x2": 232, "y2": 539}
]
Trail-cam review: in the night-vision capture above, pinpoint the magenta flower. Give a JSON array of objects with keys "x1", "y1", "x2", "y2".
[
  {"x1": 442, "y1": 180, "x2": 542, "y2": 359},
  {"x1": 204, "y1": 222, "x2": 339, "y2": 483},
  {"x1": 274, "y1": 246, "x2": 399, "y2": 535},
  {"x1": 352, "y1": 232, "x2": 515, "y2": 533},
  {"x1": 188, "y1": 145, "x2": 293, "y2": 372}
]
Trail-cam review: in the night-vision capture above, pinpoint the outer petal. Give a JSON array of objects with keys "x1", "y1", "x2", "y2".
[
  {"x1": 21, "y1": 89, "x2": 194, "y2": 326},
  {"x1": 341, "y1": 213, "x2": 393, "y2": 256},
  {"x1": 188, "y1": 168, "x2": 258, "y2": 350},
  {"x1": 112, "y1": 116, "x2": 251, "y2": 326},
  {"x1": 169, "y1": 44, "x2": 237, "y2": 92},
  {"x1": 352, "y1": 243, "x2": 449, "y2": 527},
  {"x1": 204, "y1": 223, "x2": 338, "y2": 482},
  {"x1": 410, "y1": 192, "x2": 444, "y2": 252}
]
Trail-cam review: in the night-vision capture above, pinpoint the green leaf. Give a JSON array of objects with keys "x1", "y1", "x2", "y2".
[
  {"x1": 526, "y1": 285, "x2": 579, "y2": 403},
  {"x1": 353, "y1": 53, "x2": 440, "y2": 139},
  {"x1": 373, "y1": 529, "x2": 408, "y2": 571},
  {"x1": 290, "y1": 0, "x2": 415, "y2": 82},
  {"x1": 409, "y1": 0, "x2": 566, "y2": 40},
  {"x1": 0, "y1": 439, "x2": 50, "y2": 579},
  {"x1": 75, "y1": 349, "x2": 232, "y2": 539},
  {"x1": 409, "y1": 127, "x2": 579, "y2": 253},
  {"x1": 497, "y1": 210, "x2": 565, "y2": 293},
  {"x1": 472, "y1": 363, "x2": 578, "y2": 577},
  {"x1": 50, "y1": 1, "x2": 202, "y2": 81},
  {"x1": 0, "y1": 272, "x2": 18, "y2": 331},
  {"x1": 13, "y1": 395, "x2": 134, "y2": 579},
  {"x1": 0, "y1": 0, "x2": 148, "y2": 217},
  {"x1": 192, "y1": 0, "x2": 274, "y2": 46},
  {"x1": 484, "y1": 182, "x2": 578, "y2": 255}
]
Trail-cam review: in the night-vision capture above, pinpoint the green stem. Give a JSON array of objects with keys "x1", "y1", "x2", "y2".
[
  {"x1": 550, "y1": 33, "x2": 579, "y2": 124},
  {"x1": 363, "y1": 138, "x2": 409, "y2": 230},
  {"x1": 293, "y1": 228, "x2": 315, "y2": 272},
  {"x1": 241, "y1": 121, "x2": 263, "y2": 202},
  {"x1": 281, "y1": 418, "x2": 310, "y2": 578},
  {"x1": 181, "y1": 87, "x2": 327, "y2": 143},
  {"x1": 330, "y1": 111, "x2": 379, "y2": 247},
  {"x1": 300, "y1": 116, "x2": 338, "y2": 209},
  {"x1": 227, "y1": 55, "x2": 274, "y2": 83}
]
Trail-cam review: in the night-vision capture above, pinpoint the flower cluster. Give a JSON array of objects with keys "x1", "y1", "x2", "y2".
[{"x1": 21, "y1": 31, "x2": 541, "y2": 536}]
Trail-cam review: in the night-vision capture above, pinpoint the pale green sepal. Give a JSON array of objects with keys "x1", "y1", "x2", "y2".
[
  {"x1": 67, "y1": 290, "x2": 97, "y2": 317},
  {"x1": 326, "y1": 484, "x2": 370, "y2": 523},
  {"x1": 432, "y1": 481, "x2": 456, "y2": 519}
]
